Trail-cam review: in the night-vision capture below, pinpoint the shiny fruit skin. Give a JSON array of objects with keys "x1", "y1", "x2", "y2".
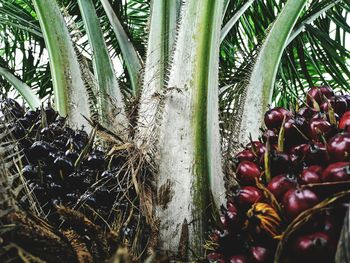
[
  {"x1": 245, "y1": 141, "x2": 266, "y2": 159},
  {"x1": 284, "y1": 116, "x2": 308, "y2": 149},
  {"x1": 29, "y1": 141, "x2": 52, "y2": 160},
  {"x1": 235, "y1": 150, "x2": 255, "y2": 163},
  {"x1": 309, "y1": 117, "x2": 332, "y2": 141},
  {"x1": 236, "y1": 161, "x2": 261, "y2": 186},
  {"x1": 321, "y1": 96, "x2": 348, "y2": 116},
  {"x1": 306, "y1": 86, "x2": 334, "y2": 107},
  {"x1": 339, "y1": 111, "x2": 350, "y2": 131},
  {"x1": 267, "y1": 174, "x2": 297, "y2": 201},
  {"x1": 222, "y1": 201, "x2": 243, "y2": 232},
  {"x1": 282, "y1": 188, "x2": 319, "y2": 221},
  {"x1": 304, "y1": 143, "x2": 329, "y2": 166},
  {"x1": 331, "y1": 96, "x2": 348, "y2": 116},
  {"x1": 327, "y1": 133, "x2": 350, "y2": 161},
  {"x1": 299, "y1": 165, "x2": 323, "y2": 184},
  {"x1": 289, "y1": 232, "x2": 336, "y2": 263},
  {"x1": 236, "y1": 186, "x2": 263, "y2": 208},
  {"x1": 298, "y1": 106, "x2": 316, "y2": 119},
  {"x1": 262, "y1": 129, "x2": 278, "y2": 145},
  {"x1": 321, "y1": 162, "x2": 350, "y2": 182},
  {"x1": 207, "y1": 252, "x2": 225, "y2": 263},
  {"x1": 249, "y1": 246, "x2": 270, "y2": 263},
  {"x1": 264, "y1": 107, "x2": 292, "y2": 129},
  {"x1": 229, "y1": 255, "x2": 249, "y2": 263},
  {"x1": 269, "y1": 151, "x2": 292, "y2": 176}
]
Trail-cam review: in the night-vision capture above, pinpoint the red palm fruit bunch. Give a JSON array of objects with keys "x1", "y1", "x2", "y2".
[{"x1": 207, "y1": 86, "x2": 350, "y2": 262}]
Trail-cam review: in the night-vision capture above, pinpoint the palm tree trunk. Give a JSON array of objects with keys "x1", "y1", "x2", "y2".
[{"x1": 155, "y1": 0, "x2": 225, "y2": 259}]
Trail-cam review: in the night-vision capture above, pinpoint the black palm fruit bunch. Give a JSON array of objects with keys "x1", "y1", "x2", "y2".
[
  {"x1": 0, "y1": 98, "x2": 149, "y2": 262},
  {"x1": 207, "y1": 86, "x2": 350, "y2": 263}
]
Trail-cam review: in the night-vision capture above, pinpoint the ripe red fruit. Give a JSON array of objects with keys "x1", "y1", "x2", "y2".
[
  {"x1": 298, "y1": 106, "x2": 317, "y2": 119},
  {"x1": 267, "y1": 174, "x2": 297, "y2": 201},
  {"x1": 236, "y1": 161, "x2": 261, "y2": 185},
  {"x1": 245, "y1": 141, "x2": 266, "y2": 158},
  {"x1": 339, "y1": 111, "x2": 350, "y2": 131},
  {"x1": 282, "y1": 188, "x2": 319, "y2": 220},
  {"x1": 249, "y1": 246, "x2": 270, "y2": 263},
  {"x1": 304, "y1": 143, "x2": 329, "y2": 166},
  {"x1": 327, "y1": 133, "x2": 350, "y2": 161},
  {"x1": 321, "y1": 162, "x2": 350, "y2": 182},
  {"x1": 289, "y1": 144, "x2": 308, "y2": 163},
  {"x1": 289, "y1": 232, "x2": 336, "y2": 263},
  {"x1": 236, "y1": 186, "x2": 263, "y2": 208},
  {"x1": 207, "y1": 252, "x2": 225, "y2": 263},
  {"x1": 222, "y1": 201, "x2": 243, "y2": 231},
  {"x1": 321, "y1": 96, "x2": 348, "y2": 116},
  {"x1": 284, "y1": 116, "x2": 309, "y2": 148},
  {"x1": 229, "y1": 255, "x2": 249, "y2": 263},
  {"x1": 235, "y1": 149, "x2": 255, "y2": 163},
  {"x1": 264, "y1": 107, "x2": 292, "y2": 129},
  {"x1": 299, "y1": 165, "x2": 323, "y2": 184},
  {"x1": 269, "y1": 151, "x2": 292, "y2": 176},
  {"x1": 309, "y1": 117, "x2": 333, "y2": 141},
  {"x1": 262, "y1": 129, "x2": 278, "y2": 144},
  {"x1": 306, "y1": 86, "x2": 334, "y2": 107}
]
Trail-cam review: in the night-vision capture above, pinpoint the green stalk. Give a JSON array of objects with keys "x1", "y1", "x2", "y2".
[
  {"x1": 156, "y1": 0, "x2": 225, "y2": 257},
  {"x1": 100, "y1": 0, "x2": 143, "y2": 96},
  {"x1": 32, "y1": 0, "x2": 90, "y2": 128},
  {"x1": 77, "y1": 0, "x2": 128, "y2": 136},
  {"x1": 220, "y1": 0, "x2": 255, "y2": 43},
  {"x1": 237, "y1": 0, "x2": 307, "y2": 146},
  {"x1": 0, "y1": 66, "x2": 40, "y2": 109}
]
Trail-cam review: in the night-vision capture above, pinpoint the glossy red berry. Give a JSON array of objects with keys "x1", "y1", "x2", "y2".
[
  {"x1": 262, "y1": 129, "x2": 278, "y2": 144},
  {"x1": 321, "y1": 162, "x2": 350, "y2": 182},
  {"x1": 235, "y1": 150, "x2": 255, "y2": 163},
  {"x1": 267, "y1": 174, "x2": 297, "y2": 201},
  {"x1": 306, "y1": 86, "x2": 334, "y2": 107},
  {"x1": 339, "y1": 111, "x2": 350, "y2": 131},
  {"x1": 321, "y1": 96, "x2": 348, "y2": 116},
  {"x1": 299, "y1": 165, "x2": 323, "y2": 184},
  {"x1": 236, "y1": 186, "x2": 263, "y2": 208},
  {"x1": 282, "y1": 188, "x2": 319, "y2": 221},
  {"x1": 236, "y1": 161, "x2": 261, "y2": 185},
  {"x1": 298, "y1": 106, "x2": 316, "y2": 119},
  {"x1": 304, "y1": 143, "x2": 329, "y2": 166},
  {"x1": 309, "y1": 117, "x2": 332, "y2": 141},
  {"x1": 269, "y1": 151, "x2": 292, "y2": 176},
  {"x1": 264, "y1": 107, "x2": 292, "y2": 129},
  {"x1": 249, "y1": 246, "x2": 270, "y2": 263},
  {"x1": 289, "y1": 232, "x2": 336, "y2": 263},
  {"x1": 245, "y1": 141, "x2": 266, "y2": 158},
  {"x1": 222, "y1": 201, "x2": 243, "y2": 231},
  {"x1": 226, "y1": 201, "x2": 239, "y2": 220},
  {"x1": 284, "y1": 116, "x2": 309, "y2": 148},
  {"x1": 229, "y1": 255, "x2": 249, "y2": 263},
  {"x1": 207, "y1": 252, "x2": 225, "y2": 263},
  {"x1": 327, "y1": 133, "x2": 350, "y2": 161},
  {"x1": 289, "y1": 144, "x2": 308, "y2": 163}
]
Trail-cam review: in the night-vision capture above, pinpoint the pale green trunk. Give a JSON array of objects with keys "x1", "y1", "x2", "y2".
[{"x1": 155, "y1": 0, "x2": 225, "y2": 258}]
